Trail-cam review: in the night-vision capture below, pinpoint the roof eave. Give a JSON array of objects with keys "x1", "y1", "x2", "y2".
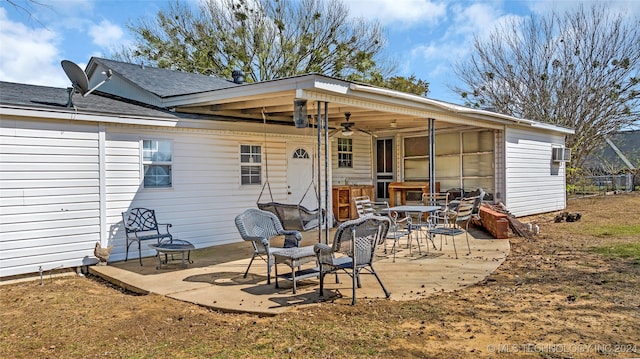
[
  {"x1": 349, "y1": 83, "x2": 575, "y2": 135},
  {"x1": 0, "y1": 104, "x2": 180, "y2": 127},
  {"x1": 162, "y1": 74, "x2": 349, "y2": 108}
]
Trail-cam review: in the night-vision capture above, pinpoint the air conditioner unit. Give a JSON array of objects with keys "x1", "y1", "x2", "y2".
[{"x1": 552, "y1": 147, "x2": 571, "y2": 162}]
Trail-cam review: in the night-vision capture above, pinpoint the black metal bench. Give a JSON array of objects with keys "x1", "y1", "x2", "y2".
[{"x1": 122, "y1": 208, "x2": 173, "y2": 265}]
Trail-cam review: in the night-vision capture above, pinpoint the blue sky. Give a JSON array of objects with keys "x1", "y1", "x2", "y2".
[{"x1": 1, "y1": 0, "x2": 638, "y2": 104}]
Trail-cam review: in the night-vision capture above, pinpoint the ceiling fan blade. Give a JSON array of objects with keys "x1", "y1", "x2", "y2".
[
  {"x1": 354, "y1": 127, "x2": 378, "y2": 138},
  {"x1": 329, "y1": 128, "x2": 342, "y2": 137}
]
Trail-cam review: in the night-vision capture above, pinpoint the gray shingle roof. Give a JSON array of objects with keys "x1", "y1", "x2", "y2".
[
  {"x1": 0, "y1": 81, "x2": 187, "y2": 119},
  {"x1": 90, "y1": 58, "x2": 238, "y2": 98}
]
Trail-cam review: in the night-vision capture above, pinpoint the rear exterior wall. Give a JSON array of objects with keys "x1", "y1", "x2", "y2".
[
  {"x1": 0, "y1": 117, "x2": 315, "y2": 277},
  {"x1": 504, "y1": 127, "x2": 567, "y2": 217}
]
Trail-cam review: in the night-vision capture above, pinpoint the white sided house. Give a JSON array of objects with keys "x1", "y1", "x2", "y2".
[{"x1": 0, "y1": 57, "x2": 573, "y2": 278}]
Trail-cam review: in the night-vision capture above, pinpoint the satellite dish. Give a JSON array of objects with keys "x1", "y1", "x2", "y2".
[
  {"x1": 61, "y1": 60, "x2": 90, "y2": 95},
  {"x1": 60, "y1": 60, "x2": 112, "y2": 107}
]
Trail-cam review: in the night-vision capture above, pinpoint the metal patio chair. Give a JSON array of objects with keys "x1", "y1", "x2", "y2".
[
  {"x1": 122, "y1": 208, "x2": 173, "y2": 265},
  {"x1": 353, "y1": 196, "x2": 411, "y2": 262},
  {"x1": 428, "y1": 197, "x2": 475, "y2": 258}
]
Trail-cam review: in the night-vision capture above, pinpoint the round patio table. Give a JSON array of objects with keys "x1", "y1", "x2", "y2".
[{"x1": 148, "y1": 239, "x2": 195, "y2": 270}]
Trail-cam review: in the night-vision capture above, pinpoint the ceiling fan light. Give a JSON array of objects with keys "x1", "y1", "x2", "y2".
[{"x1": 341, "y1": 129, "x2": 354, "y2": 137}]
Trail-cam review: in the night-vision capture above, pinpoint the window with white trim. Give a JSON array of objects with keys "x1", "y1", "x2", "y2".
[
  {"x1": 240, "y1": 145, "x2": 262, "y2": 185},
  {"x1": 337, "y1": 138, "x2": 353, "y2": 168},
  {"x1": 142, "y1": 140, "x2": 172, "y2": 188}
]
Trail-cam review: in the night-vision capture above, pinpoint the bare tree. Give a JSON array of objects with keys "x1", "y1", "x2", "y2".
[
  {"x1": 3, "y1": 0, "x2": 50, "y2": 26},
  {"x1": 453, "y1": 4, "x2": 640, "y2": 170}
]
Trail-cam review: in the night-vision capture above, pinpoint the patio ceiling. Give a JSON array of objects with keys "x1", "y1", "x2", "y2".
[{"x1": 165, "y1": 74, "x2": 541, "y2": 135}]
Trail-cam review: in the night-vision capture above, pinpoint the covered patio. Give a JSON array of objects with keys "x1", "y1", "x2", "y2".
[
  {"x1": 90, "y1": 228, "x2": 510, "y2": 315},
  {"x1": 154, "y1": 70, "x2": 573, "y2": 222}
]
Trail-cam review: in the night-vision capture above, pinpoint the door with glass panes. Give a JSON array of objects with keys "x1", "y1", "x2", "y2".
[{"x1": 375, "y1": 138, "x2": 394, "y2": 200}]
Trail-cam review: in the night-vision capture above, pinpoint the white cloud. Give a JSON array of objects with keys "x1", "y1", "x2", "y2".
[
  {"x1": 89, "y1": 19, "x2": 125, "y2": 48},
  {"x1": 348, "y1": 0, "x2": 447, "y2": 26},
  {"x1": 409, "y1": 39, "x2": 471, "y2": 78},
  {"x1": 409, "y1": 2, "x2": 526, "y2": 72},
  {"x1": 448, "y1": 2, "x2": 511, "y2": 39},
  {"x1": 407, "y1": 2, "x2": 508, "y2": 70},
  {"x1": 0, "y1": 7, "x2": 67, "y2": 87}
]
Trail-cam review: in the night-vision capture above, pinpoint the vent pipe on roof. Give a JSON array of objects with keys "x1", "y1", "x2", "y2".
[{"x1": 232, "y1": 70, "x2": 245, "y2": 84}]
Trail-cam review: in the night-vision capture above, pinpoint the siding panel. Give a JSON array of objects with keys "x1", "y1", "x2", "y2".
[
  {"x1": 0, "y1": 119, "x2": 100, "y2": 277},
  {"x1": 104, "y1": 126, "x2": 315, "y2": 261},
  {"x1": 331, "y1": 133, "x2": 373, "y2": 185},
  {"x1": 504, "y1": 127, "x2": 567, "y2": 216}
]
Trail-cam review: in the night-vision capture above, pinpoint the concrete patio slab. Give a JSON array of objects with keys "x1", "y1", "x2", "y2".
[{"x1": 90, "y1": 228, "x2": 510, "y2": 315}]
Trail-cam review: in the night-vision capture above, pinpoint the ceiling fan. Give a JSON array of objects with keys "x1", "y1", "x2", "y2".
[{"x1": 330, "y1": 112, "x2": 377, "y2": 137}]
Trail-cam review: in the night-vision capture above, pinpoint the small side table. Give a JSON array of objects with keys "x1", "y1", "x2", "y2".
[
  {"x1": 273, "y1": 246, "x2": 319, "y2": 294},
  {"x1": 148, "y1": 239, "x2": 195, "y2": 269}
]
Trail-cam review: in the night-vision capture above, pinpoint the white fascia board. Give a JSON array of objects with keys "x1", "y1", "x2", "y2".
[
  {"x1": 529, "y1": 121, "x2": 575, "y2": 135},
  {"x1": 308, "y1": 77, "x2": 350, "y2": 95},
  {"x1": 300, "y1": 89, "x2": 432, "y2": 118},
  {"x1": 300, "y1": 89, "x2": 505, "y2": 130},
  {"x1": 349, "y1": 83, "x2": 575, "y2": 135},
  {"x1": 0, "y1": 106, "x2": 179, "y2": 128},
  {"x1": 163, "y1": 74, "x2": 350, "y2": 108}
]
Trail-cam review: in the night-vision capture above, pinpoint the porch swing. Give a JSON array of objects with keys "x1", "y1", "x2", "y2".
[{"x1": 256, "y1": 110, "x2": 325, "y2": 231}]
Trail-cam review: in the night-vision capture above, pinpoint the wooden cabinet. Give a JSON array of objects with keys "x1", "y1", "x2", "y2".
[
  {"x1": 332, "y1": 185, "x2": 374, "y2": 222},
  {"x1": 388, "y1": 181, "x2": 440, "y2": 206}
]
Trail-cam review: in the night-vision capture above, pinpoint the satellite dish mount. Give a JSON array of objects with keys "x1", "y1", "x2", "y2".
[{"x1": 61, "y1": 60, "x2": 112, "y2": 107}]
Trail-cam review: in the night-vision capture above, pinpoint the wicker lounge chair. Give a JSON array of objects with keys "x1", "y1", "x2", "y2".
[
  {"x1": 234, "y1": 208, "x2": 303, "y2": 284},
  {"x1": 314, "y1": 215, "x2": 391, "y2": 305}
]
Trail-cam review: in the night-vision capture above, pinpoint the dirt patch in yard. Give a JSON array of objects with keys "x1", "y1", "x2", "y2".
[{"x1": 1, "y1": 193, "x2": 639, "y2": 358}]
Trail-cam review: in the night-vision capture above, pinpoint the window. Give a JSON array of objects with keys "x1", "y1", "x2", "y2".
[
  {"x1": 337, "y1": 138, "x2": 353, "y2": 168},
  {"x1": 461, "y1": 131, "x2": 494, "y2": 193},
  {"x1": 434, "y1": 133, "x2": 460, "y2": 189},
  {"x1": 403, "y1": 136, "x2": 429, "y2": 181},
  {"x1": 293, "y1": 148, "x2": 309, "y2": 159},
  {"x1": 240, "y1": 145, "x2": 262, "y2": 185},
  {"x1": 142, "y1": 140, "x2": 172, "y2": 188},
  {"x1": 400, "y1": 131, "x2": 494, "y2": 195}
]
